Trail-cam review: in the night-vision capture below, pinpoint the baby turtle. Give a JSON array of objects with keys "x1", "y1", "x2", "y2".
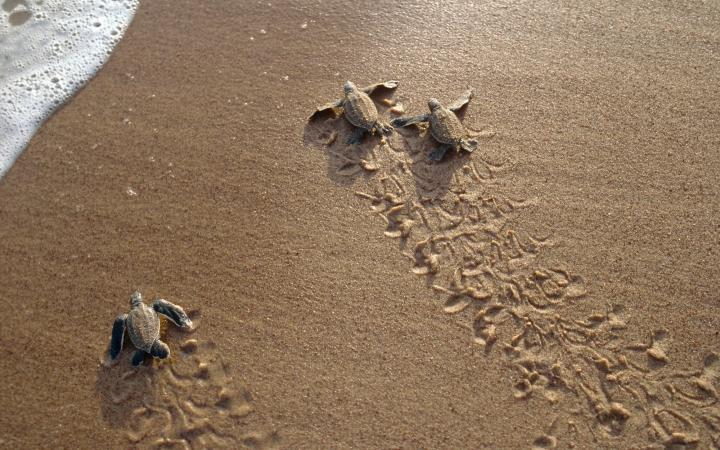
[
  {"x1": 311, "y1": 80, "x2": 398, "y2": 144},
  {"x1": 107, "y1": 291, "x2": 193, "y2": 367},
  {"x1": 391, "y1": 89, "x2": 478, "y2": 161}
]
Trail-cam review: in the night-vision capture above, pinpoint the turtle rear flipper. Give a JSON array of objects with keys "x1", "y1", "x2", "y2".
[
  {"x1": 108, "y1": 313, "x2": 128, "y2": 360},
  {"x1": 347, "y1": 127, "x2": 367, "y2": 144},
  {"x1": 391, "y1": 113, "x2": 430, "y2": 128},
  {"x1": 150, "y1": 340, "x2": 170, "y2": 359},
  {"x1": 361, "y1": 80, "x2": 399, "y2": 95},
  {"x1": 429, "y1": 144, "x2": 452, "y2": 162},
  {"x1": 152, "y1": 299, "x2": 193, "y2": 329},
  {"x1": 309, "y1": 98, "x2": 344, "y2": 120},
  {"x1": 131, "y1": 350, "x2": 146, "y2": 367},
  {"x1": 460, "y1": 138, "x2": 478, "y2": 153},
  {"x1": 448, "y1": 89, "x2": 474, "y2": 112}
]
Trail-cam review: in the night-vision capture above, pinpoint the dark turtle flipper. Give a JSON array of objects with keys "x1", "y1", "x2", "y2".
[
  {"x1": 361, "y1": 80, "x2": 399, "y2": 95},
  {"x1": 448, "y1": 89, "x2": 474, "y2": 112},
  {"x1": 152, "y1": 299, "x2": 193, "y2": 329},
  {"x1": 428, "y1": 144, "x2": 452, "y2": 162},
  {"x1": 132, "y1": 350, "x2": 146, "y2": 367},
  {"x1": 309, "y1": 99, "x2": 344, "y2": 120},
  {"x1": 347, "y1": 127, "x2": 367, "y2": 144},
  {"x1": 460, "y1": 138, "x2": 479, "y2": 153},
  {"x1": 391, "y1": 114, "x2": 430, "y2": 128},
  {"x1": 108, "y1": 313, "x2": 128, "y2": 360},
  {"x1": 150, "y1": 340, "x2": 170, "y2": 360}
]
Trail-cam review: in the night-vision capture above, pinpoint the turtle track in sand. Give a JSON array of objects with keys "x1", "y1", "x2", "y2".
[
  {"x1": 305, "y1": 105, "x2": 720, "y2": 448},
  {"x1": 97, "y1": 315, "x2": 278, "y2": 449}
]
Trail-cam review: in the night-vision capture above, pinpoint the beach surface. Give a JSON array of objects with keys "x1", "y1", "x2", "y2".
[{"x1": 1, "y1": 0, "x2": 719, "y2": 448}]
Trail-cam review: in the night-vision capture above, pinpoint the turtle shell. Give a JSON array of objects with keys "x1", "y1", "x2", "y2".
[
  {"x1": 343, "y1": 90, "x2": 378, "y2": 130},
  {"x1": 429, "y1": 107, "x2": 465, "y2": 145},
  {"x1": 127, "y1": 303, "x2": 160, "y2": 352}
]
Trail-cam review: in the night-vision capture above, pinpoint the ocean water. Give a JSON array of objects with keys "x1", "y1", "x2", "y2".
[{"x1": 0, "y1": 0, "x2": 139, "y2": 179}]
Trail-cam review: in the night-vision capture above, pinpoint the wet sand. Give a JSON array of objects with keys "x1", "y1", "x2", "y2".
[{"x1": 1, "y1": 0, "x2": 720, "y2": 448}]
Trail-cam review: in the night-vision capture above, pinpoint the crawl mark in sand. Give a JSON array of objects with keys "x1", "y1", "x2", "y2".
[
  {"x1": 306, "y1": 102, "x2": 720, "y2": 448},
  {"x1": 98, "y1": 314, "x2": 278, "y2": 449}
]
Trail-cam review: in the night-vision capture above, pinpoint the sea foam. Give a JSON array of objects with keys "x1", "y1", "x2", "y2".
[{"x1": 0, "y1": 0, "x2": 139, "y2": 179}]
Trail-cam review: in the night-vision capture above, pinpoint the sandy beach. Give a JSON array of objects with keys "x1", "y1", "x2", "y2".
[{"x1": 1, "y1": 0, "x2": 719, "y2": 448}]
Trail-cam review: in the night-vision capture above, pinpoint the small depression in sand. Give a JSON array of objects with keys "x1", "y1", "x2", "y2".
[
  {"x1": 305, "y1": 87, "x2": 720, "y2": 448},
  {"x1": 96, "y1": 311, "x2": 279, "y2": 449}
]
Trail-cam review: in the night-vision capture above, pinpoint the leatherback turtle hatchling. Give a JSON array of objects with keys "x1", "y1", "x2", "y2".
[
  {"x1": 391, "y1": 89, "x2": 478, "y2": 161},
  {"x1": 311, "y1": 80, "x2": 398, "y2": 144},
  {"x1": 107, "y1": 291, "x2": 193, "y2": 367}
]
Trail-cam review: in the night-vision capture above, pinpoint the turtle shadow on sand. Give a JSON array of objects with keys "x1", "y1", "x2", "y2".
[
  {"x1": 393, "y1": 126, "x2": 474, "y2": 199},
  {"x1": 95, "y1": 356, "x2": 162, "y2": 430},
  {"x1": 303, "y1": 83, "x2": 400, "y2": 187}
]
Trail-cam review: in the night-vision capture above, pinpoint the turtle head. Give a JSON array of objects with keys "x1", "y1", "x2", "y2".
[
  {"x1": 428, "y1": 98, "x2": 442, "y2": 111},
  {"x1": 343, "y1": 81, "x2": 357, "y2": 95},
  {"x1": 130, "y1": 291, "x2": 143, "y2": 307}
]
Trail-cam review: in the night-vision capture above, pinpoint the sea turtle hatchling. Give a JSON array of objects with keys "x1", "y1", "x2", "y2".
[
  {"x1": 391, "y1": 89, "x2": 478, "y2": 161},
  {"x1": 311, "y1": 80, "x2": 399, "y2": 144},
  {"x1": 107, "y1": 291, "x2": 193, "y2": 367}
]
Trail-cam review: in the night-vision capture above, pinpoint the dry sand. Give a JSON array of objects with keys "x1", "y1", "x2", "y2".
[{"x1": 1, "y1": 0, "x2": 720, "y2": 448}]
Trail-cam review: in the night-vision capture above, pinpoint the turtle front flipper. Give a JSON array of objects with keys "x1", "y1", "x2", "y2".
[
  {"x1": 108, "y1": 313, "x2": 128, "y2": 361},
  {"x1": 391, "y1": 113, "x2": 430, "y2": 128},
  {"x1": 448, "y1": 89, "x2": 474, "y2": 113},
  {"x1": 309, "y1": 98, "x2": 344, "y2": 120},
  {"x1": 361, "y1": 80, "x2": 399, "y2": 95},
  {"x1": 131, "y1": 350, "x2": 146, "y2": 367},
  {"x1": 152, "y1": 299, "x2": 193, "y2": 329},
  {"x1": 428, "y1": 144, "x2": 452, "y2": 162},
  {"x1": 460, "y1": 138, "x2": 478, "y2": 153}
]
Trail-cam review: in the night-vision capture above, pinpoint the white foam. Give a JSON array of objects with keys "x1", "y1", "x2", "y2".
[{"x1": 0, "y1": 0, "x2": 139, "y2": 179}]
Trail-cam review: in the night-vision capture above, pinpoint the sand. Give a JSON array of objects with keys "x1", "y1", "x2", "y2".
[{"x1": 1, "y1": 0, "x2": 720, "y2": 448}]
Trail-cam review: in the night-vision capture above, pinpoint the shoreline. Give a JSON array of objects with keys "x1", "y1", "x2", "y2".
[{"x1": 0, "y1": 0, "x2": 139, "y2": 179}]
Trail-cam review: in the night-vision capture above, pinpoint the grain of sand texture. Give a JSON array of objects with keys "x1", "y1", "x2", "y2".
[{"x1": 1, "y1": 0, "x2": 720, "y2": 448}]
